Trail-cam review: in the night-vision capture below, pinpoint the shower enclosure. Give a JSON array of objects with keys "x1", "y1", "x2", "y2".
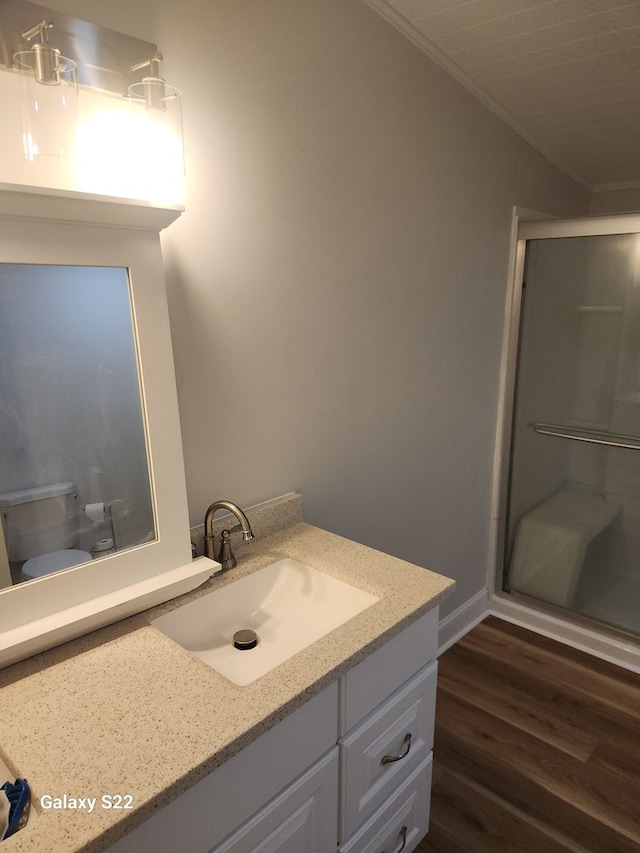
[{"x1": 496, "y1": 213, "x2": 640, "y2": 661}]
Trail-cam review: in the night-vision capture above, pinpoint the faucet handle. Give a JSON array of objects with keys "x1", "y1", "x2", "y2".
[{"x1": 216, "y1": 529, "x2": 236, "y2": 570}]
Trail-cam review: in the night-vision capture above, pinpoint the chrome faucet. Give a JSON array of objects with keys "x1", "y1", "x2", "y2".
[{"x1": 203, "y1": 500, "x2": 255, "y2": 570}]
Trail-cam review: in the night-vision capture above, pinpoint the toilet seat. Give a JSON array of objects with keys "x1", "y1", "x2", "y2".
[{"x1": 21, "y1": 549, "x2": 92, "y2": 581}]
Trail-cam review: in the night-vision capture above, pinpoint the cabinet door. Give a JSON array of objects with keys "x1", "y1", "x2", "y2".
[
  {"x1": 211, "y1": 748, "x2": 338, "y2": 853},
  {"x1": 339, "y1": 662, "x2": 436, "y2": 841},
  {"x1": 107, "y1": 683, "x2": 337, "y2": 853}
]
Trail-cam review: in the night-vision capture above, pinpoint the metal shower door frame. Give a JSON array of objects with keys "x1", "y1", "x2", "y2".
[{"x1": 490, "y1": 209, "x2": 640, "y2": 604}]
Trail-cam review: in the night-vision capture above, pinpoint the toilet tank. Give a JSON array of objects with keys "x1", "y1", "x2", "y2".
[{"x1": 0, "y1": 482, "x2": 78, "y2": 561}]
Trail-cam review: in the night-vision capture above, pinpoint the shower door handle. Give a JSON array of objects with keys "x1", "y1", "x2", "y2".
[{"x1": 531, "y1": 422, "x2": 640, "y2": 451}]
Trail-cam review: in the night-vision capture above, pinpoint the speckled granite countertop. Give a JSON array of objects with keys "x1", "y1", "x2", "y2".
[{"x1": 0, "y1": 498, "x2": 453, "y2": 852}]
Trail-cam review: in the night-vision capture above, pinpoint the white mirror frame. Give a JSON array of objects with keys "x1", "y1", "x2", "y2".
[{"x1": 0, "y1": 184, "x2": 216, "y2": 667}]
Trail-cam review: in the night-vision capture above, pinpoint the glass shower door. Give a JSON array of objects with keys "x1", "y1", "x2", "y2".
[{"x1": 504, "y1": 228, "x2": 640, "y2": 638}]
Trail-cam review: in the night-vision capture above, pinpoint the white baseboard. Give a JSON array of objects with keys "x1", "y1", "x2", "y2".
[
  {"x1": 489, "y1": 594, "x2": 640, "y2": 674},
  {"x1": 436, "y1": 589, "x2": 640, "y2": 674},
  {"x1": 438, "y1": 588, "x2": 489, "y2": 655}
]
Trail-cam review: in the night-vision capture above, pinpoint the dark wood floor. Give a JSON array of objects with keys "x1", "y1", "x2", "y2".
[{"x1": 417, "y1": 615, "x2": 640, "y2": 853}]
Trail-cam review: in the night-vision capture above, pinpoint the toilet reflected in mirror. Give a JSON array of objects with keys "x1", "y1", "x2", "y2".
[
  {"x1": 0, "y1": 263, "x2": 156, "y2": 587},
  {"x1": 0, "y1": 481, "x2": 91, "y2": 583}
]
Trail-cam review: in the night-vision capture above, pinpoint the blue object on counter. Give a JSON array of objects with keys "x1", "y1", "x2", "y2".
[{"x1": 1, "y1": 779, "x2": 30, "y2": 839}]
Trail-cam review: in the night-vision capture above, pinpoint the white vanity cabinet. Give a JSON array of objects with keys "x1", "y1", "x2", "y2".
[
  {"x1": 107, "y1": 682, "x2": 339, "y2": 853},
  {"x1": 210, "y1": 749, "x2": 338, "y2": 852},
  {"x1": 107, "y1": 607, "x2": 439, "y2": 853},
  {"x1": 338, "y1": 665, "x2": 436, "y2": 848},
  {"x1": 337, "y1": 608, "x2": 438, "y2": 853}
]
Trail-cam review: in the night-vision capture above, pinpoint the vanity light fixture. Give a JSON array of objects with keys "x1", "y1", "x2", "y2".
[
  {"x1": 1, "y1": 1, "x2": 184, "y2": 203},
  {"x1": 121, "y1": 52, "x2": 184, "y2": 203},
  {"x1": 14, "y1": 19, "x2": 74, "y2": 86},
  {"x1": 128, "y1": 52, "x2": 180, "y2": 112},
  {"x1": 12, "y1": 18, "x2": 78, "y2": 162}
]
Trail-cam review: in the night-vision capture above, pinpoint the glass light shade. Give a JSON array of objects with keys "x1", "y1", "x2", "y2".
[
  {"x1": 76, "y1": 84, "x2": 184, "y2": 205},
  {"x1": 127, "y1": 79, "x2": 185, "y2": 203},
  {"x1": 13, "y1": 49, "x2": 78, "y2": 163}
]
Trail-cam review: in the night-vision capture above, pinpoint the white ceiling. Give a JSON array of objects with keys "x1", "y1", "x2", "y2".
[{"x1": 363, "y1": 0, "x2": 640, "y2": 190}]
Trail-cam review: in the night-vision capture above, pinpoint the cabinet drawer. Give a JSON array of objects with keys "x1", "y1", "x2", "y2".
[
  {"x1": 340, "y1": 607, "x2": 439, "y2": 733},
  {"x1": 338, "y1": 755, "x2": 432, "y2": 853},
  {"x1": 339, "y1": 662, "x2": 437, "y2": 841},
  {"x1": 211, "y1": 748, "x2": 338, "y2": 853}
]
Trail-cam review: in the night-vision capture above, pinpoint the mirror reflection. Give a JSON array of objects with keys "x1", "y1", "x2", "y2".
[{"x1": 0, "y1": 263, "x2": 156, "y2": 587}]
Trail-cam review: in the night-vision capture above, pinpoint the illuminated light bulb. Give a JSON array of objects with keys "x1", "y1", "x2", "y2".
[{"x1": 76, "y1": 88, "x2": 184, "y2": 204}]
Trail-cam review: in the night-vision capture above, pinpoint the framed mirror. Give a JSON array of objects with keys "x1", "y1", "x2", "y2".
[
  {"x1": 0, "y1": 186, "x2": 215, "y2": 667},
  {"x1": 0, "y1": 263, "x2": 155, "y2": 586}
]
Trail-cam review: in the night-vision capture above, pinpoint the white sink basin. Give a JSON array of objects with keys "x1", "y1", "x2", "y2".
[{"x1": 151, "y1": 558, "x2": 378, "y2": 686}]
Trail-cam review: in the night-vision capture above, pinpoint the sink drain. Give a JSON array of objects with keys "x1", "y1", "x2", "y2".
[{"x1": 233, "y1": 629, "x2": 258, "y2": 650}]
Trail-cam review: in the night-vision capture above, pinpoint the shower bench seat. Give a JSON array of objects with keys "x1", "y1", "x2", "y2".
[{"x1": 509, "y1": 488, "x2": 620, "y2": 607}]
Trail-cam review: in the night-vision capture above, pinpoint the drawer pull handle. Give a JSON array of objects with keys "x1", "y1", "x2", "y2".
[
  {"x1": 382, "y1": 825, "x2": 408, "y2": 853},
  {"x1": 381, "y1": 732, "x2": 412, "y2": 765}
]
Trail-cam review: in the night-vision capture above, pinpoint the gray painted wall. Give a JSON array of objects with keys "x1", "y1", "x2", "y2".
[{"x1": 46, "y1": 0, "x2": 590, "y2": 617}]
